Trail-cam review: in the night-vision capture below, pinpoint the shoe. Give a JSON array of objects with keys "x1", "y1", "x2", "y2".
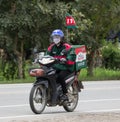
[
  {"x1": 61, "y1": 94, "x2": 68, "y2": 101},
  {"x1": 49, "y1": 103, "x2": 56, "y2": 106}
]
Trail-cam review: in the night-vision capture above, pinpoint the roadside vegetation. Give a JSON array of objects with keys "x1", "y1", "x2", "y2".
[
  {"x1": 0, "y1": 67, "x2": 120, "y2": 84},
  {"x1": 0, "y1": 0, "x2": 120, "y2": 83},
  {"x1": 80, "y1": 68, "x2": 120, "y2": 81}
]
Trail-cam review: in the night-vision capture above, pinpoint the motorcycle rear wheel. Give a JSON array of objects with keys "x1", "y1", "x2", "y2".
[
  {"x1": 29, "y1": 85, "x2": 47, "y2": 114},
  {"x1": 63, "y1": 85, "x2": 79, "y2": 112}
]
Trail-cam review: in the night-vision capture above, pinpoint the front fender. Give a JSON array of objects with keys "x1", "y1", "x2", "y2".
[{"x1": 33, "y1": 79, "x2": 49, "y2": 88}]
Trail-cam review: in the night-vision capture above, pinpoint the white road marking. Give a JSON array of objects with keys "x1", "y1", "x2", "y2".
[
  {"x1": 0, "y1": 83, "x2": 32, "y2": 88},
  {"x1": 0, "y1": 98, "x2": 120, "y2": 108},
  {"x1": 84, "y1": 87, "x2": 120, "y2": 90},
  {"x1": 79, "y1": 98, "x2": 120, "y2": 103},
  {"x1": 0, "y1": 91, "x2": 29, "y2": 94},
  {"x1": 0, "y1": 104, "x2": 29, "y2": 108}
]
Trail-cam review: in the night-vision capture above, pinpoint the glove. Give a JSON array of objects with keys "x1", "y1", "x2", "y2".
[{"x1": 60, "y1": 58, "x2": 67, "y2": 64}]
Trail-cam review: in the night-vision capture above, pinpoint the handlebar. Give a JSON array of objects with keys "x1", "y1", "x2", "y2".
[{"x1": 32, "y1": 55, "x2": 67, "y2": 66}]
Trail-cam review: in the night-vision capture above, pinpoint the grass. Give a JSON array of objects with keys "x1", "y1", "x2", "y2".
[
  {"x1": 79, "y1": 68, "x2": 120, "y2": 81},
  {"x1": 0, "y1": 67, "x2": 120, "y2": 84},
  {"x1": 0, "y1": 76, "x2": 35, "y2": 84}
]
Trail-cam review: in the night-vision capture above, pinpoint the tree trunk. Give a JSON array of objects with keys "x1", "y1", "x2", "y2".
[
  {"x1": 17, "y1": 54, "x2": 23, "y2": 79},
  {"x1": 14, "y1": 34, "x2": 24, "y2": 79},
  {"x1": 17, "y1": 40, "x2": 24, "y2": 79},
  {"x1": 11, "y1": 2, "x2": 24, "y2": 79},
  {"x1": 87, "y1": 50, "x2": 95, "y2": 76}
]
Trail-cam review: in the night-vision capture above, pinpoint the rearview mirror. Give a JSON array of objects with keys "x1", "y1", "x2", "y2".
[{"x1": 38, "y1": 52, "x2": 45, "y2": 59}]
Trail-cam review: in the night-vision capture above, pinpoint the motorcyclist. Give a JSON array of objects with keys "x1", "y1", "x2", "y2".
[{"x1": 47, "y1": 29, "x2": 76, "y2": 104}]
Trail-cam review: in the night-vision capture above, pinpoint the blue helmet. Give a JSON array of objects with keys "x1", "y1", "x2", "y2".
[{"x1": 51, "y1": 29, "x2": 64, "y2": 38}]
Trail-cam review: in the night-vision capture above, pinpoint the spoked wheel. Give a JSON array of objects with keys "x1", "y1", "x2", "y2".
[
  {"x1": 63, "y1": 85, "x2": 79, "y2": 112},
  {"x1": 29, "y1": 85, "x2": 47, "y2": 114}
]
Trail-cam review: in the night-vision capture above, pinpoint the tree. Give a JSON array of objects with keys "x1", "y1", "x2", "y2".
[
  {"x1": 0, "y1": 0, "x2": 71, "y2": 79},
  {"x1": 0, "y1": 0, "x2": 52, "y2": 79},
  {"x1": 69, "y1": 0, "x2": 120, "y2": 76}
]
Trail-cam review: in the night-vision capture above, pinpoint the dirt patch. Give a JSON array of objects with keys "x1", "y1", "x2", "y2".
[{"x1": 6, "y1": 112, "x2": 120, "y2": 122}]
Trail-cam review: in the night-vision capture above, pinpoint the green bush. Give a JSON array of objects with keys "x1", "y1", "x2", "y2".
[{"x1": 102, "y1": 43, "x2": 120, "y2": 70}]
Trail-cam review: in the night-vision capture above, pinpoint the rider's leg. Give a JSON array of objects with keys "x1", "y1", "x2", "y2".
[
  {"x1": 49, "y1": 79, "x2": 57, "y2": 105},
  {"x1": 57, "y1": 70, "x2": 71, "y2": 100}
]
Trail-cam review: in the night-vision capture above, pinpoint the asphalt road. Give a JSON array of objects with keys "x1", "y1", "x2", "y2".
[{"x1": 0, "y1": 80, "x2": 120, "y2": 122}]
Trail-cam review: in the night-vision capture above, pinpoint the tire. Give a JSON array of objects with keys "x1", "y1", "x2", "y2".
[
  {"x1": 63, "y1": 85, "x2": 79, "y2": 112},
  {"x1": 29, "y1": 85, "x2": 47, "y2": 114}
]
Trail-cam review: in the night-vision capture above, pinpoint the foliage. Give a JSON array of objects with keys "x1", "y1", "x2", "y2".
[
  {"x1": 68, "y1": 0, "x2": 120, "y2": 76},
  {"x1": 0, "y1": 0, "x2": 70, "y2": 79},
  {"x1": 0, "y1": 0, "x2": 120, "y2": 80},
  {"x1": 69, "y1": 0, "x2": 120, "y2": 49},
  {"x1": 102, "y1": 42, "x2": 120, "y2": 70}
]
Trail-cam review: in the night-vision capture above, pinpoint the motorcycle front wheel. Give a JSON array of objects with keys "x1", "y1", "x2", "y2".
[
  {"x1": 29, "y1": 85, "x2": 47, "y2": 114},
  {"x1": 63, "y1": 85, "x2": 79, "y2": 112}
]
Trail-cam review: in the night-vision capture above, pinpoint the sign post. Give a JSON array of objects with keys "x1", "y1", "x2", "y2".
[{"x1": 65, "y1": 13, "x2": 77, "y2": 42}]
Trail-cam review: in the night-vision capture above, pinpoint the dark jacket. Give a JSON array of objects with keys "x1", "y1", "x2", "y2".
[{"x1": 47, "y1": 42, "x2": 76, "y2": 72}]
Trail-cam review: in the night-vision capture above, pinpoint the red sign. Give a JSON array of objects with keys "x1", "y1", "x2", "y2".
[
  {"x1": 65, "y1": 13, "x2": 77, "y2": 28},
  {"x1": 66, "y1": 16, "x2": 76, "y2": 26},
  {"x1": 75, "y1": 46, "x2": 86, "y2": 54}
]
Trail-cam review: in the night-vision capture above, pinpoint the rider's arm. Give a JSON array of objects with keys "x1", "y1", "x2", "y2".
[
  {"x1": 66, "y1": 53, "x2": 76, "y2": 65},
  {"x1": 64, "y1": 53, "x2": 76, "y2": 72},
  {"x1": 46, "y1": 44, "x2": 54, "y2": 56}
]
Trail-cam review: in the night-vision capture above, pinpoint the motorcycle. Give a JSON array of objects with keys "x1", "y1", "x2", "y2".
[{"x1": 29, "y1": 54, "x2": 84, "y2": 114}]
